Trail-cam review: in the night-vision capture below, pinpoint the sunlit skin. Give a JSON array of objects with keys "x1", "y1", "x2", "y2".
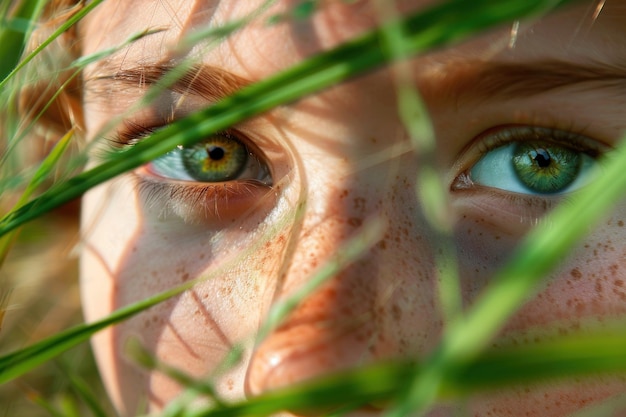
[{"x1": 78, "y1": 1, "x2": 626, "y2": 416}]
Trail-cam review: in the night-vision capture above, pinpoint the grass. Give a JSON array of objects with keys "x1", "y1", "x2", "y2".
[{"x1": 3, "y1": 0, "x2": 626, "y2": 416}]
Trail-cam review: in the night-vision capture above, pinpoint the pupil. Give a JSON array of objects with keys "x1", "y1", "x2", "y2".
[
  {"x1": 532, "y1": 148, "x2": 551, "y2": 168},
  {"x1": 207, "y1": 146, "x2": 225, "y2": 161}
]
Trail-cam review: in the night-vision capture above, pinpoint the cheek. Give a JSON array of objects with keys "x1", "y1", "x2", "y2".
[
  {"x1": 80, "y1": 178, "x2": 297, "y2": 412},
  {"x1": 455, "y1": 209, "x2": 626, "y2": 329},
  {"x1": 511, "y1": 220, "x2": 626, "y2": 331}
]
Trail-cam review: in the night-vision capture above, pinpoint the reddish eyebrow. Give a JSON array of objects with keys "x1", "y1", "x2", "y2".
[
  {"x1": 429, "y1": 59, "x2": 626, "y2": 103},
  {"x1": 88, "y1": 63, "x2": 252, "y2": 102}
]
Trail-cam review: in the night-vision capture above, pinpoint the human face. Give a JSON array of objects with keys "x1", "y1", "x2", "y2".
[{"x1": 79, "y1": 1, "x2": 626, "y2": 416}]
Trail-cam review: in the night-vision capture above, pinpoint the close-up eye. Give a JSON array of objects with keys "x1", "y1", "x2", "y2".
[
  {"x1": 467, "y1": 126, "x2": 604, "y2": 195},
  {"x1": 147, "y1": 131, "x2": 272, "y2": 185}
]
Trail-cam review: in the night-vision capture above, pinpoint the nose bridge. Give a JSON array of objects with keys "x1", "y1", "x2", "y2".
[
  {"x1": 245, "y1": 165, "x2": 441, "y2": 397},
  {"x1": 246, "y1": 185, "x2": 383, "y2": 395}
]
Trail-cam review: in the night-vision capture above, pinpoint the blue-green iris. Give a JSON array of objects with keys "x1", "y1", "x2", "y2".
[
  {"x1": 181, "y1": 134, "x2": 249, "y2": 182},
  {"x1": 512, "y1": 142, "x2": 581, "y2": 194}
]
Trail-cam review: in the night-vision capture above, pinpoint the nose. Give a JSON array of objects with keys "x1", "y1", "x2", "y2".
[{"x1": 245, "y1": 182, "x2": 441, "y2": 400}]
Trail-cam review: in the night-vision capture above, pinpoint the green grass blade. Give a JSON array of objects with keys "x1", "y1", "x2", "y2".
[
  {"x1": 0, "y1": 188, "x2": 294, "y2": 384},
  {"x1": 0, "y1": 0, "x2": 47, "y2": 81},
  {"x1": 0, "y1": 129, "x2": 74, "y2": 267},
  {"x1": 0, "y1": 276, "x2": 195, "y2": 384},
  {"x1": 389, "y1": 139, "x2": 626, "y2": 416},
  {"x1": 66, "y1": 374, "x2": 109, "y2": 417},
  {"x1": 0, "y1": 0, "x2": 104, "y2": 90},
  {"x1": 126, "y1": 337, "x2": 223, "y2": 405},
  {"x1": 258, "y1": 217, "x2": 384, "y2": 341},
  {"x1": 0, "y1": 0, "x2": 579, "y2": 239},
  {"x1": 168, "y1": 327, "x2": 626, "y2": 417}
]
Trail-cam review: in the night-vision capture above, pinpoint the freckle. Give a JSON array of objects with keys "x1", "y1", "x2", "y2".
[
  {"x1": 615, "y1": 279, "x2": 623, "y2": 287},
  {"x1": 392, "y1": 304, "x2": 402, "y2": 320},
  {"x1": 495, "y1": 235, "x2": 501, "y2": 240},
  {"x1": 595, "y1": 279, "x2": 603, "y2": 293},
  {"x1": 348, "y1": 217, "x2": 363, "y2": 227},
  {"x1": 353, "y1": 197, "x2": 366, "y2": 211},
  {"x1": 619, "y1": 220, "x2": 624, "y2": 227},
  {"x1": 151, "y1": 270, "x2": 158, "y2": 278},
  {"x1": 181, "y1": 273, "x2": 190, "y2": 282},
  {"x1": 575, "y1": 301, "x2": 585, "y2": 314},
  {"x1": 377, "y1": 240, "x2": 387, "y2": 250},
  {"x1": 570, "y1": 268, "x2": 582, "y2": 280}
]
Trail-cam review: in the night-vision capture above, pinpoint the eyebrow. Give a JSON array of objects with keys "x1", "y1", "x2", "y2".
[
  {"x1": 87, "y1": 63, "x2": 252, "y2": 103},
  {"x1": 89, "y1": 58, "x2": 626, "y2": 109},
  {"x1": 439, "y1": 59, "x2": 626, "y2": 103}
]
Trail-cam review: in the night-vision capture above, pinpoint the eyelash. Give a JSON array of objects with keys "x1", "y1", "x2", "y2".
[{"x1": 472, "y1": 125, "x2": 603, "y2": 159}]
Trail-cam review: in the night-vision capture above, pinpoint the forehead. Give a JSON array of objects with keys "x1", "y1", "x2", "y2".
[{"x1": 81, "y1": 1, "x2": 624, "y2": 77}]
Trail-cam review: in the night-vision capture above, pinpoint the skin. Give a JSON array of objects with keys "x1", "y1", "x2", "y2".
[{"x1": 78, "y1": 0, "x2": 626, "y2": 415}]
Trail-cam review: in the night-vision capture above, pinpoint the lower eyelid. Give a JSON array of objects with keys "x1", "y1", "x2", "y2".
[
  {"x1": 134, "y1": 174, "x2": 275, "y2": 225},
  {"x1": 452, "y1": 186, "x2": 563, "y2": 236}
]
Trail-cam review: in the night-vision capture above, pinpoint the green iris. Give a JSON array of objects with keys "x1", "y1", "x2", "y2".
[
  {"x1": 512, "y1": 142, "x2": 581, "y2": 194},
  {"x1": 181, "y1": 134, "x2": 249, "y2": 182}
]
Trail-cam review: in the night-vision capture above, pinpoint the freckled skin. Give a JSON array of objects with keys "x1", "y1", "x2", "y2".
[{"x1": 79, "y1": 1, "x2": 626, "y2": 416}]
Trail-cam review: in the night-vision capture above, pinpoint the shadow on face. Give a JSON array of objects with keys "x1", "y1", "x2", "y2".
[{"x1": 78, "y1": 0, "x2": 626, "y2": 416}]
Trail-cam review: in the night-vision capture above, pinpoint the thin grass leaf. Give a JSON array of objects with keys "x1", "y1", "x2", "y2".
[
  {"x1": 0, "y1": 276, "x2": 195, "y2": 384},
  {"x1": 258, "y1": 216, "x2": 384, "y2": 341},
  {"x1": 176, "y1": 326, "x2": 626, "y2": 417},
  {"x1": 389, "y1": 131, "x2": 626, "y2": 414},
  {"x1": 157, "y1": 346, "x2": 246, "y2": 417},
  {"x1": 178, "y1": 0, "x2": 276, "y2": 50},
  {"x1": 0, "y1": 0, "x2": 47, "y2": 81},
  {"x1": 126, "y1": 337, "x2": 224, "y2": 405},
  {"x1": 0, "y1": 0, "x2": 103, "y2": 90},
  {"x1": 58, "y1": 392, "x2": 80, "y2": 417},
  {"x1": 71, "y1": 28, "x2": 167, "y2": 69},
  {"x1": 66, "y1": 374, "x2": 109, "y2": 417},
  {"x1": 0, "y1": 191, "x2": 295, "y2": 384},
  {"x1": 0, "y1": 129, "x2": 74, "y2": 268},
  {"x1": 0, "y1": 0, "x2": 579, "y2": 240},
  {"x1": 0, "y1": 288, "x2": 12, "y2": 332},
  {"x1": 26, "y1": 388, "x2": 67, "y2": 417},
  {"x1": 371, "y1": 0, "x2": 462, "y2": 325}
]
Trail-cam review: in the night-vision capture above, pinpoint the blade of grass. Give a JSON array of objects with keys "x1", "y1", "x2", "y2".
[
  {"x1": 66, "y1": 374, "x2": 109, "y2": 417},
  {"x1": 0, "y1": 0, "x2": 103, "y2": 90},
  {"x1": 258, "y1": 217, "x2": 385, "y2": 341},
  {"x1": 0, "y1": 129, "x2": 74, "y2": 268},
  {"x1": 25, "y1": 388, "x2": 67, "y2": 417},
  {"x1": 126, "y1": 337, "x2": 224, "y2": 406},
  {"x1": 175, "y1": 326, "x2": 626, "y2": 417},
  {"x1": 0, "y1": 0, "x2": 47, "y2": 81},
  {"x1": 371, "y1": 0, "x2": 462, "y2": 328},
  {"x1": 0, "y1": 0, "x2": 579, "y2": 239},
  {"x1": 389, "y1": 130, "x2": 626, "y2": 414},
  {"x1": 0, "y1": 188, "x2": 295, "y2": 384},
  {"x1": 0, "y1": 275, "x2": 195, "y2": 384}
]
